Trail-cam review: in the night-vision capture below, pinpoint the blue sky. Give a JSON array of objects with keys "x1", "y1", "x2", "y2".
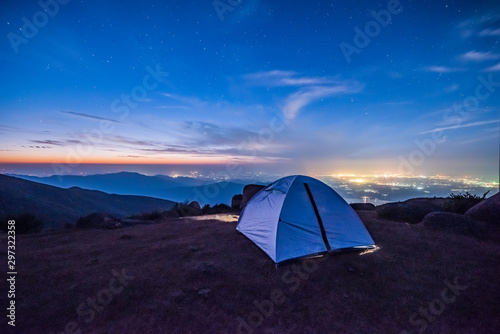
[{"x1": 0, "y1": 0, "x2": 499, "y2": 179}]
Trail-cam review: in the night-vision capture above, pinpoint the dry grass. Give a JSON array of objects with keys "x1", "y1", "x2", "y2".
[{"x1": 2, "y1": 211, "x2": 499, "y2": 334}]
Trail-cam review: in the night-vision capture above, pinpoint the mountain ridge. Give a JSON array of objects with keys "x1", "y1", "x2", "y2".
[
  {"x1": 8, "y1": 172, "x2": 255, "y2": 205},
  {"x1": 0, "y1": 174, "x2": 176, "y2": 229}
]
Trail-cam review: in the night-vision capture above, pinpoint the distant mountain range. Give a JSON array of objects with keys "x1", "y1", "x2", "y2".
[
  {"x1": 0, "y1": 174, "x2": 176, "y2": 229},
  {"x1": 8, "y1": 172, "x2": 260, "y2": 205}
]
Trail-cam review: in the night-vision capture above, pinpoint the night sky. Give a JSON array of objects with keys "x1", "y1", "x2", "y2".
[{"x1": 1, "y1": 0, "x2": 499, "y2": 178}]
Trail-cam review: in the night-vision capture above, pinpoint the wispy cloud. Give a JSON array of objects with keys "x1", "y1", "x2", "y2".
[
  {"x1": 456, "y1": 131, "x2": 500, "y2": 146},
  {"x1": 423, "y1": 66, "x2": 463, "y2": 73},
  {"x1": 459, "y1": 50, "x2": 500, "y2": 62},
  {"x1": 30, "y1": 140, "x2": 65, "y2": 146},
  {"x1": 155, "y1": 105, "x2": 192, "y2": 110},
  {"x1": 456, "y1": 12, "x2": 500, "y2": 39},
  {"x1": 60, "y1": 111, "x2": 119, "y2": 123},
  {"x1": 479, "y1": 28, "x2": 500, "y2": 36},
  {"x1": 159, "y1": 93, "x2": 207, "y2": 107},
  {"x1": 244, "y1": 70, "x2": 363, "y2": 121},
  {"x1": 484, "y1": 62, "x2": 500, "y2": 72},
  {"x1": 243, "y1": 70, "x2": 332, "y2": 87},
  {"x1": 444, "y1": 83, "x2": 459, "y2": 93},
  {"x1": 0, "y1": 124, "x2": 20, "y2": 133},
  {"x1": 282, "y1": 84, "x2": 362, "y2": 121},
  {"x1": 420, "y1": 119, "x2": 499, "y2": 134}
]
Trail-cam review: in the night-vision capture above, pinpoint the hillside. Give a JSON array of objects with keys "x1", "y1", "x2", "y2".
[{"x1": 0, "y1": 174, "x2": 176, "y2": 229}]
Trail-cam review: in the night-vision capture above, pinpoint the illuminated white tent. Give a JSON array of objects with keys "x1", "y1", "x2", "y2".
[{"x1": 236, "y1": 175, "x2": 375, "y2": 263}]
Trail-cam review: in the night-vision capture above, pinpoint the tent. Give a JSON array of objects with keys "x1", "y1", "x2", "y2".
[{"x1": 236, "y1": 175, "x2": 375, "y2": 263}]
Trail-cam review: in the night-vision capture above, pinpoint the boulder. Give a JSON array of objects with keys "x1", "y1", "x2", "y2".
[
  {"x1": 231, "y1": 194, "x2": 243, "y2": 209},
  {"x1": 422, "y1": 212, "x2": 487, "y2": 238},
  {"x1": 376, "y1": 198, "x2": 446, "y2": 224},
  {"x1": 465, "y1": 192, "x2": 500, "y2": 225},
  {"x1": 240, "y1": 184, "x2": 266, "y2": 209},
  {"x1": 350, "y1": 203, "x2": 376, "y2": 211},
  {"x1": 188, "y1": 201, "x2": 201, "y2": 210},
  {"x1": 175, "y1": 203, "x2": 202, "y2": 217}
]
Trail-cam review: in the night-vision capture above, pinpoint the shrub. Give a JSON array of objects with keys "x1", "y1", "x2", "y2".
[
  {"x1": 201, "y1": 204, "x2": 211, "y2": 214},
  {"x1": 201, "y1": 203, "x2": 232, "y2": 215},
  {"x1": 138, "y1": 210, "x2": 163, "y2": 221},
  {"x1": 443, "y1": 191, "x2": 489, "y2": 214},
  {"x1": 212, "y1": 203, "x2": 231, "y2": 213},
  {"x1": 77, "y1": 213, "x2": 120, "y2": 229}
]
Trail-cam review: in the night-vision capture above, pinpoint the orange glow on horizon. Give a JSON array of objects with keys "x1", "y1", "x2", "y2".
[{"x1": 0, "y1": 153, "x2": 279, "y2": 165}]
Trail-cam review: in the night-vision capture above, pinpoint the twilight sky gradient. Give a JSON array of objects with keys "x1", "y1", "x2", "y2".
[{"x1": 1, "y1": 0, "x2": 499, "y2": 178}]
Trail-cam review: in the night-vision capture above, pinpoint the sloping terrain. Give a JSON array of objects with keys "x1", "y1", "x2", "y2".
[
  {"x1": 2, "y1": 210, "x2": 499, "y2": 334},
  {"x1": 0, "y1": 174, "x2": 176, "y2": 229}
]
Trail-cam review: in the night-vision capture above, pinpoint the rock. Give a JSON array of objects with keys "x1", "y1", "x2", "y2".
[
  {"x1": 195, "y1": 262, "x2": 218, "y2": 275},
  {"x1": 198, "y1": 288, "x2": 211, "y2": 297},
  {"x1": 170, "y1": 288, "x2": 184, "y2": 298},
  {"x1": 376, "y1": 198, "x2": 448, "y2": 224},
  {"x1": 175, "y1": 203, "x2": 202, "y2": 217},
  {"x1": 240, "y1": 184, "x2": 266, "y2": 209},
  {"x1": 86, "y1": 258, "x2": 99, "y2": 266},
  {"x1": 350, "y1": 203, "x2": 376, "y2": 211},
  {"x1": 465, "y1": 192, "x2": 500, "y2": 225},
  {"x1": 231, "y1": 194, "x2": 243, "y2": 209},
  {"x1": 422, "y1": 212, "x2": 487, "y2": 238},
  {"x1": 76, "y1": 213, "x2": 121, "y2": 229},
  {"x1": 188, "y1": 201, "x2": 201, "y2": 210}
]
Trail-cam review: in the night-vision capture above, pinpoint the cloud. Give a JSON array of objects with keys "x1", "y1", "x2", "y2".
[
  {"x1": 155, "y1": 105, "x2": 192, "y2": 110},
  {"x1": 484, "y1": 62, "x2": 500, "y2": 72},
  {"x1": 419, "y1": 119, "x2": 499, "y2": 135},
  {"x1": 456, "y1": 12, "x2": 500, "y2": 39},
  {"x1": 183, "y1": 121, "x2": 260, "y2": 146},
  {"x1": 159, "y1": 93, "x2": 207, "y2": 107},
  {"x1": 244, "y1": 70, "x2": 363, "y2": 121},
  {"x1": 459, "y1": 50, "x2": 500, "y2": 62},
  {"x1": 60, "y1": 111, "x2": 119, "y2": 123},
  {"x1": 282, "y1": 84, "x2": 362, "y2": 121},
  {"x1": 243, "y1": 70, "x2": 332, "y2": 87},
  {"x1": 444, "y1": 83, "x2": 459, "y2": 93},
  {"x1": 456, "y1": 131, "x2": 500, "y2": 146},
  {"x1": 116, "y1": 155, "x2": 148, "y2": 158},
  {"x1": 423, "y1": 66, "x2": 463, "y2": 73},
  {"x1": 0, "y1": 124, "x2": 20, "y2": 133},
  {"x1": 30, "y1": 140, "x2": 65, "y2": 146},
  {"x1": 479, "y1": 28, "x2": 500, "y2": 36}
]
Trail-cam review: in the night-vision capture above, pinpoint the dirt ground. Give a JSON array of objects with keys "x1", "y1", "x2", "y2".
[{"x1": 2, "y1": 210, "x2": 499, "y2": 334}]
